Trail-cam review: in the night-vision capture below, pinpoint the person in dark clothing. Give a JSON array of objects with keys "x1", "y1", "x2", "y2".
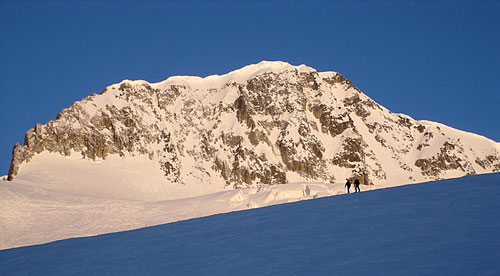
[
  {"x1": 345, "y1": 179, "x2": 352, "y2": 194},
  {"x1": 354, "y1": 179, "x2": 361, "y2": 193}
]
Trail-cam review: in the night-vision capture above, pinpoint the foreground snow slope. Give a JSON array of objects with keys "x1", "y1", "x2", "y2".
[
  {"x1": 1, "y1": 150, "x2": 399, "y2": 250},
  {"x1": 1, "y1": 173, "x2": 499, "y2": 275},
  {"x1": 1, "y1": 159, "x2": 355, "y2": 249}
]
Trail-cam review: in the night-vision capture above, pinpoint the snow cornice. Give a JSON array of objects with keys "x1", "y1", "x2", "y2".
[{"x1": 110, "y1": 61, "x2": 331, "y2": 90}]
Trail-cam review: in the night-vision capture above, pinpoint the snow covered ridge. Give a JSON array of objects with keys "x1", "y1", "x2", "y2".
[{"x1": 6, "y1": 61, "x2": 500, "y2": 197}]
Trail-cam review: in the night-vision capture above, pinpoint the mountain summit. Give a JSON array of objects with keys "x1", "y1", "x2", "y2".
[{"x1": 7, "y1": 61, "x2": 500, "y2": 199}]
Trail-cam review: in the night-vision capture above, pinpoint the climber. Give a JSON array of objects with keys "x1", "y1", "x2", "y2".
[
  {"x1": 354, "y1": 179, "x2": 361, "y2": 193},
  {"x1": 345, "y1": 179, "x2": 352, "y2": 194}
]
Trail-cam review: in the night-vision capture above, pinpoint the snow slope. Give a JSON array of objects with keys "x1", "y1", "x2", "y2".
[
  {"x1": 1, "y1": 173, "x2": 499, "y2": 275},
  {"x1": 1, "y1": 155, "x2": 353, "y2": 249},
  {"x1": 0, "y1": 148, "x2": 432, "y2": 250}
]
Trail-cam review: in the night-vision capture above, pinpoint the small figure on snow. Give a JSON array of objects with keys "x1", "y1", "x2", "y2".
[
  {"x1": 354, "y1": 179, "x2": 361, "y2": 193},
  {"x1": 345, "y1": 179, "x2": 352, "y2": 194}
]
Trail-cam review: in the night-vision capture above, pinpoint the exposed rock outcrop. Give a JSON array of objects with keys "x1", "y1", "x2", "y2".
[{"x1": 7, "y1": 61, "x2": 500, "y2": 187}]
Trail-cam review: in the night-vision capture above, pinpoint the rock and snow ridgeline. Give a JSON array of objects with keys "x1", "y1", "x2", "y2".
[{"x1": 7, "y1": 61, "x2": 500, "y2": 198}]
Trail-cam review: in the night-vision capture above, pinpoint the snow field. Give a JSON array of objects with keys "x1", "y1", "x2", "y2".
[
  {"x1": 1, "y1": 152, "x2": 364, "y2": 249},
  {"x1": 1, "y1": 173, "x2": 499, "y2": 275}
]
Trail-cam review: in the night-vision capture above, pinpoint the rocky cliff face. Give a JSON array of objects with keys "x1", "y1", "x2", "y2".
[{"x1": 8, "y1": 61, "x2": 500, "y2": 187}]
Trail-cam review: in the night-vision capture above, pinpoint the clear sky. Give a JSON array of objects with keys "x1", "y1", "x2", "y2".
[{"x1": 1, "y1": 0, "x2": 499, "y2": 175}]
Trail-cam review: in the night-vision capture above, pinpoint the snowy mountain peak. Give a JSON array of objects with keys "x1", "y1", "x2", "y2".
[
  {"x1": 111, "y1": 61, "x2": 318, "y2": 91},
  {"x1": 232, "y1": 60, "x2": 316, "y2": 77},
  {"x1": 7, "y1": 62, "x2": 500, "y2": 201}
]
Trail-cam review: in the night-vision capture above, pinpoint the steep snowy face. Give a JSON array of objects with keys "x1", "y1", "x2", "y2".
[{"x1": 7, "y1": 61, "x2": 500, "y2": 191}]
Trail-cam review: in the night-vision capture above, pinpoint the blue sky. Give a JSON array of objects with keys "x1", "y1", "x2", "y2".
[{"x1": 1, "y1": 0, "x2": 499, "y2": 175}]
